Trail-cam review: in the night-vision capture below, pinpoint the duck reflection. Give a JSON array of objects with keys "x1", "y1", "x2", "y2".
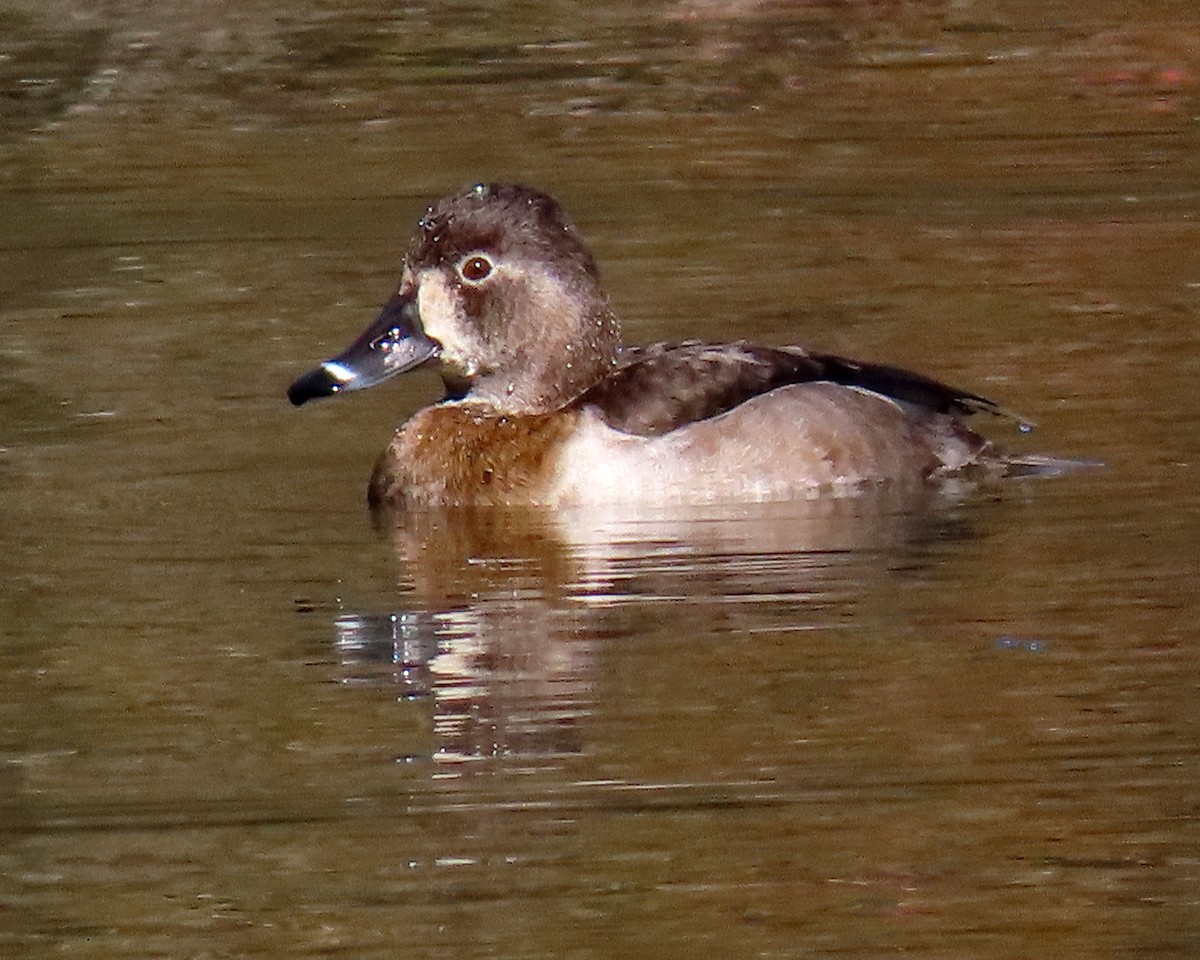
[
  {"x1": 329, "y1": 487, "x2": 982, "y2": 784},
  {"x1": 335, "y1": 508, "x2": 597, "y2": 781}
]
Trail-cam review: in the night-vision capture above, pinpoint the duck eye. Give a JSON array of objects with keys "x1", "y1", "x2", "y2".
[{"x1": 459, "y1": 255, "x2": 493, "y2": 283}]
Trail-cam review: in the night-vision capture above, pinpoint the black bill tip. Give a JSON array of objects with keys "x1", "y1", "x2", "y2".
[{"x1": 287, "y1": 365, "x2": 344, "y2": 406}]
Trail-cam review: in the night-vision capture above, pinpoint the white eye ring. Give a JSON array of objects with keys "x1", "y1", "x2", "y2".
[{"x1": 458, "y1": 254, "x2": 494, "y2": 283}]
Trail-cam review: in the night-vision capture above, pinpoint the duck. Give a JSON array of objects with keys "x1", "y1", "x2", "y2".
[{"x1": 288, "y1": 182, "x2": 1048, "y2": 509}]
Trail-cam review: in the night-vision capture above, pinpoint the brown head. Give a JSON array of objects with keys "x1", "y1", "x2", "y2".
[{"x1": 288, "y1": 183, "x2": 622, "y2": 412}]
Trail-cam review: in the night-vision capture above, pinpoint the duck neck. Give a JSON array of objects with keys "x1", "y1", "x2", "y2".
[{"x1": 465, "y1": 305, "x2": 621, "y2": 413}]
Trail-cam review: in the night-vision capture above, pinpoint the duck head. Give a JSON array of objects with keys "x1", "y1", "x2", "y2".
[{"x1": 288, "y1": 183, "x2": 622, "y2": 412}]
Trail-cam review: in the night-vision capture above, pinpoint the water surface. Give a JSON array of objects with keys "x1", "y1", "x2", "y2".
[{"x1": 2, "y1": 1, "x2": 1200, "y2": 957}]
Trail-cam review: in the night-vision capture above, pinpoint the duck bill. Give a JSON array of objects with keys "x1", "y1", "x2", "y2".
[{"x1": 288, "y1": 290, "x2": 440, "y2": 406}]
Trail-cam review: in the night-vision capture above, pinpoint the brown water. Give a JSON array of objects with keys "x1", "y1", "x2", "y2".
[{"x1": 3, "y1": 1, "x2": 1200, "y2": 957}]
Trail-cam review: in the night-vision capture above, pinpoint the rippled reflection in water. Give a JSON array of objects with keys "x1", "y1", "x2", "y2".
[{"x1": 333, "y1": 493, "x2": 982, "y2": 780}]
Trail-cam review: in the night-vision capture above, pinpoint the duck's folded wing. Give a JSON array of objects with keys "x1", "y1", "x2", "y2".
[{"x1": 583, "y1": 341, "x2": 1020, "y2": 438}]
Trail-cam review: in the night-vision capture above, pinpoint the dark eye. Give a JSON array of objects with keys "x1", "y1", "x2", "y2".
[{"x1": 459, "y1": 255, "x2": 493, "y2": 283}]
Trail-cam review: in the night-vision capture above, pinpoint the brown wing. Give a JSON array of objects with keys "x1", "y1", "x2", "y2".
[{"x1": 581, "y1": 341, "x2": 1017, "y2": 438}]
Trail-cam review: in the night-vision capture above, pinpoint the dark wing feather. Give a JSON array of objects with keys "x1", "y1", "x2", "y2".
[
  {"x1": 810, "y1": 351, "x2": 1018, "y2": 420},
  {"x1": 582, "y1": 341, "x2": 1020, "y2": 438}
]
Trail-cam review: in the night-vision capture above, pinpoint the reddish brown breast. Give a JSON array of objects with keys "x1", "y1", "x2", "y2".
[{"x1": 368, "y1": 403, "x2": 579, "y2": 508}]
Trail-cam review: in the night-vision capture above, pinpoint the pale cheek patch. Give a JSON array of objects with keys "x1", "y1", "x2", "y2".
[
  {"x1": 417, "y1": 271, "x2": 486, "y2": 374},
  {"x1": 415, "y1": 271, "x2": 459, "y2": 343}
]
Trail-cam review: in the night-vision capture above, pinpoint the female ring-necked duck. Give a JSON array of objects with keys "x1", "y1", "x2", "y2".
[{"x1": 289, "y1": 183, "x2": 1051, "y2": 508}]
